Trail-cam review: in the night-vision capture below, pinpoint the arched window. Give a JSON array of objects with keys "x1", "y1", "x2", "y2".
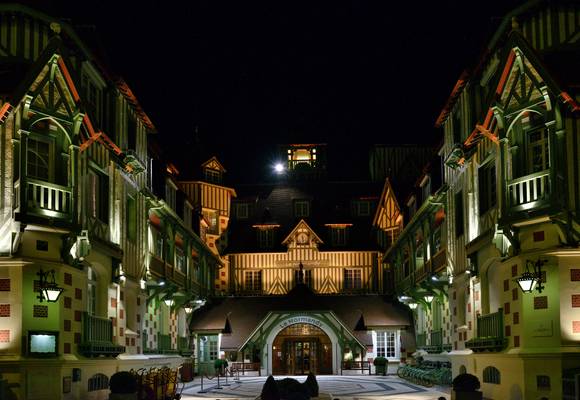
[
  {"x1": 459, "y1": 365, "x2": 467, "y2": 375},
  {"x1": 87, "y1": 266, "x2": 97, "y2": 316},
  {"x1": 88, "y1": 373, "x2": 108, "y2": 391},
  {"x1": 483, "y1": 366, "x2": 501, "y2": 384}
]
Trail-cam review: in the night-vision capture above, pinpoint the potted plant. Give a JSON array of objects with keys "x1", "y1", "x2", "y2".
[
  {"x1": 452, "y1": 373, "x2": 482, "y2": 400},
  {"x1": 109, "y1": 371, "x2": 137, "y2": 400},
  {"x1": 214, "y1": 358, "x2": 228, "y2": 376},
  {"x1": 373, "y1": 357, "x2": 387, "y2": 376}
]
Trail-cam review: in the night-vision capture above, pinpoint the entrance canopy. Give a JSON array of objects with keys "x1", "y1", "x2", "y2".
[{"x1": 189, "y1": 285, "x2": 411, "y2": 351}]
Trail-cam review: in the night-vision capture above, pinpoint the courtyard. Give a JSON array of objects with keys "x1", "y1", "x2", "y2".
[{"x1": 179, "y1": 375, "x2": 450, "y2": 400}]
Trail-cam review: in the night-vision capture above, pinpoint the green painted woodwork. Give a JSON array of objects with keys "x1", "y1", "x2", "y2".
[
  {"x1": 465, "y1": 308, "x2": 507, "y2": 352},
  {"x1": 78, "y1": 312, "x2": 125, "y2": 357}
]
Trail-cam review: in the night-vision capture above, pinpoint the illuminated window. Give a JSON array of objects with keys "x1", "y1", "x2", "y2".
[
  {"x1": 376, "y1": 331, "x2": 398, "y2": 359},
  {"x1": 175, "y1": 246, "x2": 186, "y2": 273},
  {"x1": 331, "y1": 227, "x2": 347, "y2": 246},
  {"x1": 294, "y1": 200, "x2": 310, "y2": 218},
  {"x1": 88, "y1": 167, "x2": 109, "y2": 223},
  {"x1": 244, "y1": 271, "x2": 262, "y2": 292},
  {"x1": 478, "y1": 160, "x2": 496, "y2": 215},
  {"x1": 203, "y1": 210, "x2": 219, "y2": 234},
  {"x1": 27, "y1": 136, "x2": 52, "y2": 182},
  {"x1": 344, "y1": 269, "x2": 362, "y2": 290}
]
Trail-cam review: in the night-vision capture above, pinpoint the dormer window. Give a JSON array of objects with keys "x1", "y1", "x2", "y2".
[
  {"x1": 294, "y1": 200, "x2": 310, "y2": 218},
  {"x1": 354, "y1": 200, "x2": 370, "y2": 217},
  {"x1": 257, "y1": 227, "x2": 275, "y2": 249},
  {"x1": 331, "y1": 227, "x2": 347, "y2": 246},
  {"x1": 204, "y1": 168, "x2": 222, "y2": 184},
  {"x1": 236, "y1": 203, "x2": 249, "y2": 219},
  {"x1": 287, "y1": 146, "x2": 317, "y2": 169}
]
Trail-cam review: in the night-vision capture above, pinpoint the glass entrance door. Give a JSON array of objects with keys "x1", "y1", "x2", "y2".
[{"x1": 291, "y1": 340, "x2": 317, "y2": 375}]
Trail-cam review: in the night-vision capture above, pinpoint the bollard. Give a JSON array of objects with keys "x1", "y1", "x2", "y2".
[
  {"x1": 215, "y1": 373, "x2": 223, "y2": 390},
  {"x1": 198, "y1": 373, "x2": 208, "y2": 394},
  {"x1": 222, "y1": 368, "x2": 231, "y2": 386}
]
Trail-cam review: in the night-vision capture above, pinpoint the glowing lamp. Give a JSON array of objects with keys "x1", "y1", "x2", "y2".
[
  {"x1": 274, "y1": 163, "x2": 284, "y2": 173},
  {"x1": 164, "y1": 298, "x2": 174, "y2": 307},
  {"x1": 424, "y1": 295, "x2": 434, "y2": 303},
  {"x1": 408, "y1": 303, "x2": 418, "y2": 310},
  {"x1": 515, "y1": 259, "x2": 547, "y2": 294},
  {"x1": 37, "y1": 269, "x2": 64, "y2": 303},
  {"x1": 184, "y1": 305, "x2": 193, "y2": 313}
]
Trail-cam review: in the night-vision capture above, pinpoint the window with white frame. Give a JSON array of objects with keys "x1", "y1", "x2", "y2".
[
  {"x1": 175, "y1": 245, "x2": 186, "y2": 273},
  {"x1": 376, "y1": 330, "x2": 398, "y2": 359},
  {"x1": 203, "y1": 209, "x2": 219, "y2": 235},
  {"x1": 527, "y1": 128, "x2": 549, "y2": 173},
  {"x1": 27, "y1": 136, "x2": 53, "y2": 182},
  {"x1": 199, "y1": 335, "x2": 219, "y2": 362}
]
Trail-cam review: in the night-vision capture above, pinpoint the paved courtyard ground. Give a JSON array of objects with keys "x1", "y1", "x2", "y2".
[{"x1": 179, "y1": 375, "x2": 450, "y2": 400}]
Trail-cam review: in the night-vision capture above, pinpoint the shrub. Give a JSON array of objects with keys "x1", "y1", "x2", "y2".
[
  {"x1": 373, "y1": 357, "x2": 387, "y2": 367},
  {"x1": 261, "y1": 376, "x2": 280, "y2": 400},
  {"x1": 304, "y1": 373, "x2": 319, "y2": 397},
  {"x1": 109, "y1": 371, "x2": 137, "y2": 394},
  {"x1": 452, "y1": 373, "x2": 481, "y2": 392}
]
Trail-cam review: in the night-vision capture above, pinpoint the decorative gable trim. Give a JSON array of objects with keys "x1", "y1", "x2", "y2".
[
  {"x1": 281, "y1": 219, "x2": 323, "y2": 246},
  {"x1": 201, "y1": 156, "x2": 227, "y2": 173}
]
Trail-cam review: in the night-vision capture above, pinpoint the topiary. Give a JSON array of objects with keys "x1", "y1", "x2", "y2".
[
  {"x1": 452, "y1": 373, "x2": 481, "y2": 392},
  {"x1": 373, "y1": 357, "x2": 387, "y2": 366},
  {"x1": 304, "y1": 372, "x2": 319, "y2": 397},
  {"x1": 261, "y1": 375, "x2": 280, "y2": 400}
]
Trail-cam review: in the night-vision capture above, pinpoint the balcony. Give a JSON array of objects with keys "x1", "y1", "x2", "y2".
[
  {"x1": 123, "y1": 149, "x2": 146, "y2": 174},
  {"x1": 157, "y1": 333, "x2": 179, "y2": 354},
  {"x1": 79, "y1": 312, "x2": 125, "y2": 357},
  {"x1": 430, "y1": 248, "x2": 447, "y2": 274},
  {"x1": 178, "y1": 336, "x2": 192, "y2": 356},
  {"x1": 16, "y1": 178, "x2": 73, "y2": 221},
  {"x1": 506, "y1": 170, "x2": 550, "y2": 212},
  {"x1": 422, "y1": 329, "x2": 443, "y2": 353},
  {"x1": 465, "y1": 309, "x2": 508, "y2": 352},
  {"x1": 416, "y1": 333, "x2": 426, "y2": 348}
]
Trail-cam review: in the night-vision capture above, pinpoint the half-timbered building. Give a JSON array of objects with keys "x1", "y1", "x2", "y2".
[
  {"x1": 190, "y1": 143, "x2": 414, "y2": 375},
  {"x1": 435, "y1": 1, "x2": 580, "y2": 398},
  {"x1": 0, "y1": 5, "x2": 217, "y2": 400}
]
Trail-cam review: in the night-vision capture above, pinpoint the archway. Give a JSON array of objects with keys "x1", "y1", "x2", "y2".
[{"x1": 272, "y1": 323, "x2": 332, "y2": 375}]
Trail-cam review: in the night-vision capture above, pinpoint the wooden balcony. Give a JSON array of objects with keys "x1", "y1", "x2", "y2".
[
  {"x1": 465, "y1": 309, "x2": 508, "y2": 352},
  {"x1": 430, "y1": 248, "x2": 447, "y2": 274},
  {"x1": 507, "y1": 170, "x2": 550, "y2": 212},
  {"x1": 415, "y1": 262, "x2": 429, "y2": 284},
  {"x1": 16, "y1": 178, "x2": 73, "y2": 220},
  {"x1": 78, "y1": 312, "x2": 125, "y2": 357}
]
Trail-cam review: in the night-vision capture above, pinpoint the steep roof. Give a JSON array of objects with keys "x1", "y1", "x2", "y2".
[
  {"x1": 190, "y1": 290, "x2": 412, "y2": 350},
  {"x1": 227, "y1": 180, "x2": 383, "y2": 253}
]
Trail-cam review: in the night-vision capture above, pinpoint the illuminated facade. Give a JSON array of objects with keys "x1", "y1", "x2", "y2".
[
  {"x1": 0, "y1": 5, "x2": 218, "y2": 400},
  {"x1": 389, "y1": 1, "x2": 580, "y2": 399},
  {"x1": 189, "y1": 143, "x2": 414, "y2": 376}
]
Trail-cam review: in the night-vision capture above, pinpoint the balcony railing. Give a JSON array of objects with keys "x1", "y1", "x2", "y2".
[
  {"x1": 178, "y1": 336, "x2": 192, "y2": 356},
  {"x1": 158, "y1": 333, "x2": 179, "y2": 354},
  {"x1": 466, "y1": 309, "x2": 508, "y2": 352},
  {"x1": 430, "y1": 248, "x2": 447, "y2": 274},
  {"x1": 79, "y1": 312, "x2": 125, "y2": 357},
  {"x1": 422, "y1": 329, "x2": 443, "y2": 353},
  {"x1": 507, "y1": 170, "x2": 550, "y2": 211},
  {"x1": 416, "y1": 333, "x2": 426, "y2": 348},
  {"x1": 22, "y1": 178, "x2": 72, "y2": 220}
]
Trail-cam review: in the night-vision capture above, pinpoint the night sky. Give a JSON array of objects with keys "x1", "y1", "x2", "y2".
[{"x1": 48, "y1": 0, "x2": 524, "y2": 182}]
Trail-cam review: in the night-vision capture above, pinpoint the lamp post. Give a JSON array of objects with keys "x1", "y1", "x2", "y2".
[{"x1": 37, "y1": 269, "x2": 64, "y2": 303}]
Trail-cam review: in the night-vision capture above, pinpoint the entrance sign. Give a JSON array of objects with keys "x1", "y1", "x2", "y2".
[{"x1": 278, "y1": 316, "x2": 324, "y2": 330}]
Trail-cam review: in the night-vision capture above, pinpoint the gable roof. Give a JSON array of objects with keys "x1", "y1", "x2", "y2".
[
  {"x1": 281, "y1": 219, "x2": 324, "y2": 246},
  {"x1": 372, "y1": 178, "x2": 402, "y2": 229},
  {"x1": 201, "y1": 156, "x2": 227, "y2": 173}
]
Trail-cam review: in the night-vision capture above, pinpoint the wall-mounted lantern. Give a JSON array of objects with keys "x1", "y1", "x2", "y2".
[
  {"x1": 423, "y1": 294, "x2": 434, "y2": 303},
  {"x1": 408, "y1": 302, "x2": 418, "y2": 310},
  {"x1": 37, "y1": 269, "x2": 64, "y2": 303},
  {"x1": 515, "y1": 259, "x2": 547, "y2": 293}
]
